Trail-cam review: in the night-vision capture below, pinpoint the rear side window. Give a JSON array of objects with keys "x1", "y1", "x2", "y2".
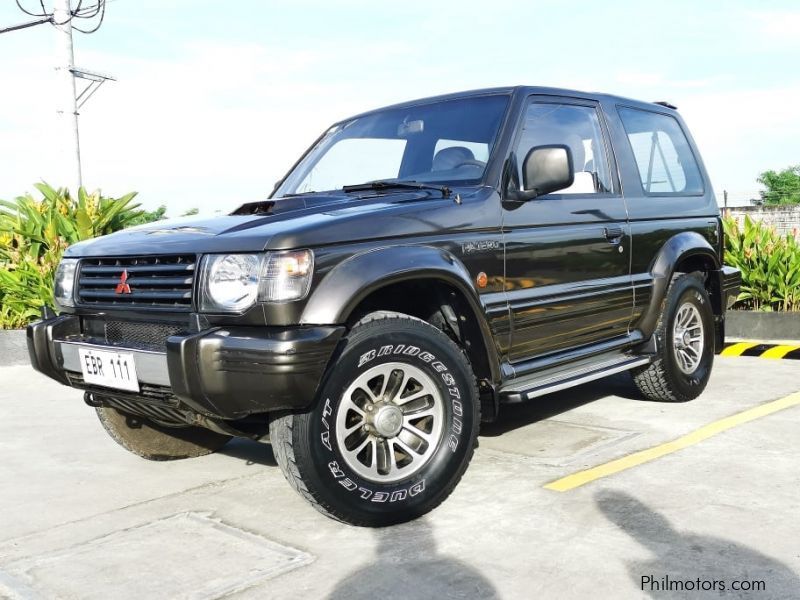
[{"x1": 617, "y1": 107, "x2": 703, "y2": 195}]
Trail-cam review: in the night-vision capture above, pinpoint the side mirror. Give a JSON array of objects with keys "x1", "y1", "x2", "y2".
[{"x1": 511, "y1": 145, "x2": 574, "y2": 201}]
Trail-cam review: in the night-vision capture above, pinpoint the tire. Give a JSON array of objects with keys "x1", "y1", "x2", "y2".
[
  {"x1": 96, "y1": 406, "x2": 232, "y2": 461},
  {"x1": 632, "y1": 272, "x2": 715, "y2": 402},
  {"x1": 270, "y1": 312, "x2": 480, "y2": 527}
]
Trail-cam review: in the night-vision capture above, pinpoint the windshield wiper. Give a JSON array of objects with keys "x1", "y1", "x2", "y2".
[{"x1": 342, "y1": 180, "x2": 451, "y2": 198}]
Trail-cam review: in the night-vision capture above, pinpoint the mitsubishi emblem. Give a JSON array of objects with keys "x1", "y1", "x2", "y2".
[{"x1": 115, "y1": 269, "x2": 132, "y2": 294}]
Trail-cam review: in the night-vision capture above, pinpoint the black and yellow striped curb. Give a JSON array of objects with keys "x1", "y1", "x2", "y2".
[{"x1": 722, "y1": 342, "x2": 800, "y2": 359}]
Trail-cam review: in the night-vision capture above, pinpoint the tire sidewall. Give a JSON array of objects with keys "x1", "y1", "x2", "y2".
[
  {"x1": 295, "y1": 320, "x2": 477, "y2": 524},
  {"x1": 663, "y1": 276, "x2": 714, "y2": 397}
]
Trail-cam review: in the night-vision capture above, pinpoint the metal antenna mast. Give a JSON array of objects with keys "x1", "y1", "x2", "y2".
[
  {"x1": 7, "y1": 0, "x2": 113, "y2": 193},
  {"x1": 53, "y1": 0, "x2": 83, "y2": 192}
]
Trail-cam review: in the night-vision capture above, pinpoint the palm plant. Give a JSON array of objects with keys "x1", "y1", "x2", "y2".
[
  {"x1": 0, "y1": 183, "x2": 143, "y2": 328},
  {"x1": 723, "y1": 215, "x2": 800, "y2": 311}
]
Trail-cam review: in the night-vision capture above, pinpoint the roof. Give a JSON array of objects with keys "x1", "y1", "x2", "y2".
[{"x1": 344, "y1": 85, "x2": 676, "y2": 122}]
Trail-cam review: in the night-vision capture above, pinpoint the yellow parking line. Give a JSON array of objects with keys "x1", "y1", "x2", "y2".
[
  {"x1": 544, "y1": 391, "x2": 800, "y2": 492},
  {"x1": 760, "y1": 345, "x2": 800, "y2": 359},
  {"x1": 720, "y1": 342, "x2": 758, "y2": 356}
]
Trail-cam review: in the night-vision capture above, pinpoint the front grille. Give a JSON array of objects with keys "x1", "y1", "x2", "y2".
[
  {"x1": 104, "y1": 320, "x2": 186, "y2": 351},
  {"x1": 77, "y1": 255, "x2": 196, "y2": 311}
]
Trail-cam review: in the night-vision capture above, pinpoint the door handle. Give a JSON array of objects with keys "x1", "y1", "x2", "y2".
[{"x1": 604, "y1": 226, "x2": 624, "y2": 243}]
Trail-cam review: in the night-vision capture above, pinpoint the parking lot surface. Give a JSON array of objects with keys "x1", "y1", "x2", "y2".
[{"x1": 0, "y1": 357, "x2": 798, "y2": 599}]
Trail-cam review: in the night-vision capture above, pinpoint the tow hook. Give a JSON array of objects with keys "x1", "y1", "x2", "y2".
[{"x1": 83, "y1": 392, "x2": 103, "y2": 407}]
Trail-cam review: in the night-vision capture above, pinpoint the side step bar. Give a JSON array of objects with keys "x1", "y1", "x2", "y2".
[{"x1": 499, "y1": 355, "x2": 652, "y2": 403}]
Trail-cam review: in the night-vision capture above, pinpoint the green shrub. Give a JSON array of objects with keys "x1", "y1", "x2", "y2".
[
  {"x1": 722, "y1": 215, "x2": 800, "y2": 311},
  {"x1": 0, "y1": 183, "x2": 144, "y2": 329}
]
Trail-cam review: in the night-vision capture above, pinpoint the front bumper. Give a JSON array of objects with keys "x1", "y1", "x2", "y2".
[{"x1": 27, "y1": 315, "x2": 344, "y2": 420}]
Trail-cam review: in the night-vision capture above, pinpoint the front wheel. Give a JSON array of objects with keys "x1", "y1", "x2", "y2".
[
  {"x1": 270, "y1": 312, "x2": 480, "y2": 526},
  {"x1": 632, "y1": 272, "x2": 715, "y2": 402}
]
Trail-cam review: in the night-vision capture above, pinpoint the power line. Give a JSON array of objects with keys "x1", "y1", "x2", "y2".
[
  {"x1": 4, "y1": 0, "x2": 108, "y2": 35},
  {"x1": 72, "y1": 0, "x2": 106, "y2": 34},
  {"x1": 15, "y1": 0, "x2": 49, "y2": 17},
  {"x1": 0, "y1": 16, "x2": 52, "y2": 35}
]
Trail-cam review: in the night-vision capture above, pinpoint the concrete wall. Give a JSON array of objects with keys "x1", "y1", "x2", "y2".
[{"x1": 725, "y1": 204, "x2": 800, "y2": 237}]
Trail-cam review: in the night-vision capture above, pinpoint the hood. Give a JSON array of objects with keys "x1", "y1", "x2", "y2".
[{"x1": 64, "y1": 187, "x2": 489, "y2": 258}]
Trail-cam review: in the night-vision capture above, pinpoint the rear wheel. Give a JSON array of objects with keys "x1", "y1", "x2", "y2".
[
  {"x1": 270, "y1": 312, "x2": 480, "y2": 526},
  {"x1": 96, "y1": 406, "x2": 232, "y2": 460},
  {"x1": 632, "y1": 272, "x2": 714, "y2": 402}
]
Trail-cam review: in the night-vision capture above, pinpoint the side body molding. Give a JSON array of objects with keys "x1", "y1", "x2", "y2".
[{"x1": 637, "y1": 231, "x2": 720, "y2": 338}]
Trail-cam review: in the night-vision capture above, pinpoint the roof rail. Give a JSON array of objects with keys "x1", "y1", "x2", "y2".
[{"x1": 653, "y1": 101, "x2": 678, "y2": 110}]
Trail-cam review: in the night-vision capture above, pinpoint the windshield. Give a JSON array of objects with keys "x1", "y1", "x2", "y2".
[{"x1": 274, "y1": 94, "x2": 510, "y2": 197}]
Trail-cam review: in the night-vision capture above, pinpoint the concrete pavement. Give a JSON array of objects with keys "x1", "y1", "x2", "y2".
[{"x1": 0, "y1": 357, "x2": 798, "y2": 599}]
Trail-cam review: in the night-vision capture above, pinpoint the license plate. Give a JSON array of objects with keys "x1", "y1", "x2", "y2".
[{"x1": 78, "y1": 347, "x2": 140, "y2": 393}]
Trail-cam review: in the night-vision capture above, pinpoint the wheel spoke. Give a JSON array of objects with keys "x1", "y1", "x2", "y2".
[
  {"x1": 340, "y1": 394, "x2": 366, "y2": 416},
  {"x1": 395, "y1": 388, "x2": 430, "y2": 406},
  {"x1": 343, "y1": 420, "x2": 364, "y2": 436},
  {"x1": 400, "y1": 394, "x2": 434, "y2": 413},
  {"x1": 402, "y1": 422, "x2": 434, "y2": 445},
  {"x1": 357, "y1": 383, "x2": 379, "y2": 403},
  {"x1": 683, "y1": 345, "x2": 699, "y2": 357},
  {"x1": 348, "y1": 435, "x2": 371, "y2": 457},
  {"x1": 403, "y1": 405, "x2": 436, "y2": 420},
  {"x1": 376, "y1": 438, "x2": 391, "y2": 475},
  {"x1": 377, "y1": 370, "x2": 395, "y2": 400},
  {"x1": 335, "y1": 361, "x2": 445, "y2": 483},
  {"x1": 394, "y1": 436, "x2": 422, "y2": 459}
]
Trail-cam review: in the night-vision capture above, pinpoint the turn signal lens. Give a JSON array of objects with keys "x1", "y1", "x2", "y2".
[{"x1": 258, "y1": 250, "x2": 314, "y2": 303}]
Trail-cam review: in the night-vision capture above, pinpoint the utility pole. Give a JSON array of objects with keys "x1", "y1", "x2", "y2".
[{"x1": 53, "y1": 0, "x2": 82, "y2": 193}]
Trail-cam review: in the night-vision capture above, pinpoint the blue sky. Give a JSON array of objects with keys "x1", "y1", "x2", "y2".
[{"x1": 1, "y1": 0, "x2": 798, "y2": 213}]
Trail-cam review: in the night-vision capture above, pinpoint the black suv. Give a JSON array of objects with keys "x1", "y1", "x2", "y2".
[{"x1": 28, "y1": 86, "x2": 740, "y2": 526}]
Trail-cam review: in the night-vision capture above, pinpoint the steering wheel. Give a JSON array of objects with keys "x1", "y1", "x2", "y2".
[{"x1": 452, "y1": 159, "x2": 487, "y2": 169}]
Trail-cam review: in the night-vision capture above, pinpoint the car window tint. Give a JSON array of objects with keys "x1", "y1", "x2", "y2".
[
  {"x1": 516, "y1": 103, "x2": 612, "y2": 195},
  {"x1": 295, "y1": 138, "x2": 407, "y2": 194},
  {"x1": 617, "y1": 107, "x2": 703, "y2": 195},
  {"x1": 434, "y1": 139, "x2": 489, "y2": 162}
]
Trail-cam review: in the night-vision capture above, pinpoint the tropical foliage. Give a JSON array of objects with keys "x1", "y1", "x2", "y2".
[
  {"x1": 757, "y1": 165, "x2": 800, "y2": 205},
  {"x1": 0, "y1": 183, "x2": 146, "y2": 328},
  {"x1": 723, "y1": 215, "x2": 800, "y2": 311}
]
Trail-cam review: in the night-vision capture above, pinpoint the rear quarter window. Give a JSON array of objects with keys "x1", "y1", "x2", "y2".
[{"x1": 617, "y1": 107, "x2": 704, "y2": 195}]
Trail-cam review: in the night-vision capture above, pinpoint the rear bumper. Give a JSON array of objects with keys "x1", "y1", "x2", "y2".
[
  {"x1": 710, "y1": 265, "x2": 741, "y2": 353},
  {"x1": 721, "y1": 265, "x2": 742, "y2": 309},
  {"x1": 27, "y1": 315, "x2": 344, "y2": 420}
]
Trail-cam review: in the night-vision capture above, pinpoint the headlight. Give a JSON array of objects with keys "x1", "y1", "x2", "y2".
[
  {"x1": 199, "y1": 250, "x2": 313, "y2": 312},
  {"x1": 199, "y1": 254, "x2": 261, "y2": 313},
  {"x1": 54, "y1": 258, "x2": 78, "y2": 308}
]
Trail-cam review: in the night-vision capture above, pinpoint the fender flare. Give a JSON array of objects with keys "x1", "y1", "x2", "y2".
[
  {"x1": 300, "y1": 245, "x2": 500, "y2": 380},
  {"x1": 638, "y1": 231, "x2": 720, "y2": 338}
]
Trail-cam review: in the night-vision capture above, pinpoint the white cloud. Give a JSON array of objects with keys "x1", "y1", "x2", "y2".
[
  {"x1": 751, "y1": 9, "x2": 800, "y2": 43},
  {"x1": 1, "y1": 38, "x2": 457, "y2": 214},
  {"x1": 614, "y1": 71, "x2": 727, "y2": 90},
  {"x1": 679, "y1": 85, "x2": 800, "y2": 199},
  {"x1": 1, "y1": 7, "x2": 798, "y2": 215}
]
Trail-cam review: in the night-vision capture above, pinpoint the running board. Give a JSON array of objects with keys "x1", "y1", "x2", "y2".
[{"x1": 499, "y1": 355, "x2": 651, "y2": 403}]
